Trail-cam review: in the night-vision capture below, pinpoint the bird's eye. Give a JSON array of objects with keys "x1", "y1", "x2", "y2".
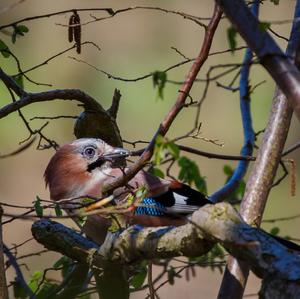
[{"x1": 83, "y1": 147, "x2": 96, "y2": 158}]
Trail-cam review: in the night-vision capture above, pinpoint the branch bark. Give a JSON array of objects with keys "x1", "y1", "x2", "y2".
[
  {"x1": 0, "y1": 207, "x2": 8, "y2": 299},
  {"x1": 215, "y1": 0, "x2": 300, "y2": 121},
  {"x1": 217, "y1": 1, "x2": 300, "y2": 298},
  {"x1": 102, "y1": 4, "x2": 223, "y2": 195},
  {"x1": 0, "y1": 69, "x2": 123, "y2": 147},
  {"x1": 32, "y1": 203, "x2": 300, "y2": 298}
]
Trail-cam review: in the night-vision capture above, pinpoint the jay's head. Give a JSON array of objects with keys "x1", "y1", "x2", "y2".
[{"x1": 44, "y1": 138, "x2": 129, "y2": 201}]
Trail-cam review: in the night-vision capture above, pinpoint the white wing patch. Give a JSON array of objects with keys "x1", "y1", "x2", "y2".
[
  {"x1": 174, "y1": 193, "x2": 188, "y2": 205},
  {"x1": 165, "y1": 192, "x2": 200, "y2": 214}
]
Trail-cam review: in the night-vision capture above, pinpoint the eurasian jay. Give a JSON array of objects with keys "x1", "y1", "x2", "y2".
[
  {"x1": 44, "y1": 138, "x2": 300, "y2": 252},
  {"x1": 44, "y1": 138, "x2": 210, "y2": 243}
]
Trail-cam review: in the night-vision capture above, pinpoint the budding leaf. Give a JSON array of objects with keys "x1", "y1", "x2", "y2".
[
  {"x1": 227, "y1": 26, "x2": 237, "y2": 54},
  {"x1": 153, "y1": 71, "x2": 167, "y2": 99},
  {"x1": 178, "y1": 156, "x2": 207, "y2": 194},
  {"x1": 270, "y1": 227, "x2": 280, "y2": 236},
  {"x1": 0, "y1": 39, "x2": 10, "y2": 58},
  {"x1": 53, "y1": 256, "x2": 73, "y2": 279},
  {"x1": 12, "y1": 24, "x2": 29, "y2": 43},
  {"x1": 13, "y1": 74, "x2": 24, "y2": 89},
  {"x1": 54, "y1": 204, "x2": 63, "y2": 216},
  {"x1": 149, "y1": 167, "x2": 165, "y2": 178},
  {"x1": 258, "y1": 22, "x2": 271, "y2": 32},
  {"x1": 167, "y1": 266, "x2": 181, "y2": 285},
  {"x1": 28, "y1": 271, "x2": 42, "y2": 293},
  {"x1": 223, "y1": 165, "x2": 246, "y2": 202},
  {"x1": 270, "y1": 0, "x2": 279, "y2": 4},
  {"x1": 34, "y1": 196, "x2": 43, "y2": 217},
  {"x1": 13, "y1": 280, "x2": 27, "y2": 299},
  {"x1": 130, "y1": 262, "x2": 147, "y2": 289},
  {"x1": 153, "y1": 134, "x2": 180, "y2": 165},
  {"x1": 167, "y1": 142, "x2": 180, "y2": 159}
]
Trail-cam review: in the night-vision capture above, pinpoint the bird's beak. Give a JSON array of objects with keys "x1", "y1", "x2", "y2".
[{"x1": 102, "y1": 147, "x2": 131, "y2": 161}]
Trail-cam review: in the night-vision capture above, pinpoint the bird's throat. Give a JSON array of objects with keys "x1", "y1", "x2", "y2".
[{"x1": 87, "y1": 157, "x2": 106, "y2": 172}]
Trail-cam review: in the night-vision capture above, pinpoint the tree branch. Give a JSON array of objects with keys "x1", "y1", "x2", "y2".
[
  {"x1": 0, "y1": 208, "x2": 8, "y2": 299},
  {"x1": 32, "y1": 203, "x2": 300, "y2": 298},
  {"x1": 210, "y1": 1, "x2": 258, "y2": 203},
  {"x1": 217, "y1": 1, "x2": 300, "y2": 298},
  {"x1": 215, "y1": 0, "x2": 300, "y2": 121},
  {"x1": 0, "y1": 69, "x2": 123, "y2": 147},
  {"x1": 101, "y1": 4, "x2": 223, "y2": 194}
]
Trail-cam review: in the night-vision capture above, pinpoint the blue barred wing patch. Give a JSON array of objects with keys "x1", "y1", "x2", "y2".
[{"x1": 134, "y1": 198, "x2": 166, "y2": 216}]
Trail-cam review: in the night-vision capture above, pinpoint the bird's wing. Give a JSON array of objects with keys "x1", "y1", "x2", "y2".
[
  {"x1": 153, "y1": 182, "x2": 211, "y2": 214},
  {"x1": 102, "y1": 168, "x2": 171, "y2": 200}
]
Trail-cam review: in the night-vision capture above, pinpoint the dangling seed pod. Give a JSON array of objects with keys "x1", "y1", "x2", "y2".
[
  {"x1": 68, "y1": 14, "x2": 75, "y2": 42},
  {"x1": 68, "y1": 10, "x2": 81, "y2": 54},
  {"x1": 73, "y1": 11, "x2": 81, "y2": 54}
]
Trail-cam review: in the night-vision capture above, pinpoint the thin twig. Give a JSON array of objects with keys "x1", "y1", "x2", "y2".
[
  {"x1": 0, "y1": 208, "x2": 8, "y2": 299},
  {"x1": 0, "y1": 136, "x2": 36, "y2": 159},
  {"x1": 102, "y1": 4, "x2": 223, "y2": 195}
]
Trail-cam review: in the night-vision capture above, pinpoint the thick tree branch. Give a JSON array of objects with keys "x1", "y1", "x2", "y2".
[
  {"x1": 31, "y1": 220, "x2": 213, "y2": 264},
  {"x1": 0, "y1": 69, "x2": 123, "y2": 147},
  {"x1": 215, "y1": 0, "x2": 300, "y2": 120},
  {"x1": 218, "y1": 1, "x2": 300, "y2": 298},
  {"x1": 0, "y1": 68, "x2": 25, "y2": 97},
  {"x1": 32, "y1": 203, "x2": 300, "y2": 298}
]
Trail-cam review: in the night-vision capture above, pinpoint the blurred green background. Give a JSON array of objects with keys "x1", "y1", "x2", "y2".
[{"x1": 0, "y1": 0, "x2": 299, "y2": 298}]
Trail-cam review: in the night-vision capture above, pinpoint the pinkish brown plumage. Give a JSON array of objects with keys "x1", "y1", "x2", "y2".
[
  {"x1": 45, "y1": 143, "x2": 91, "y2": 201},
  {"x1": 44, "y1": 138, "x2": 210, "y2": 244},
  {"x1": 43, "y1": 139, "x2": 300, "y2": 253}
]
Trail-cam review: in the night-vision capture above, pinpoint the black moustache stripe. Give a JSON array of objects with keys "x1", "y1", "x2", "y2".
[{"x1": 87, "y1": 158, "x2": 106, "y2": 172}]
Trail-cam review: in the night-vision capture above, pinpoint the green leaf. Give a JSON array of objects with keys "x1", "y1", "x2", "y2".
[
  {"x1": 270, "y1": 227, "x2": 280, "y2": 236},
  {"x1": 223, "y1": 165, "x2": 233, "y2": 177},
  {"x1": 130, "y1": 264, "x2": 147, "y2": 289},
  {"x1": 152, "y1": 71, "x2": 167, "y2": 99},
  {"x1": 210, "y1": 244, "x2": 225, "y2": 259},
  {"x1": 153, "y1": 135, "x2": 180, "y2": 165},
  {"x1": 149, "y1": 167, "x2": 165, "y2": 178},
  {"x1": 17, "y1": 25, "x2": 29, "y2": 33},
  {"x1": 153, "y1": 134, "x2": 166, "y2": 165},
  {"x1": 223, "y1": 164, "x2": 246, "y2": 203},
  {"x1": 34, "y1": 196, "x2": 43, "y2": 217},
  {"x1": 167, "y1": 266, "x2": 181, "y2": 285},
  {"x1": 13, "y1": 279, "x2": 27, "y2": 299},
  {"x1": 178, "y1": 156, "x2": 207, "y2": 194},
  {"x1": 135, "y1": 186, "x2": 147, "y2": 199},
  {"x1": 78, "y1": 215, "x2": 87, "y2": 226},
  {"x1": 36, "y1": 281, "x2": 58, "y2": 299},
  {"x1": 236, "y1": 180, "x2": 246, "y2": 197},
  {"x1": 12, "y1": 24, "x2": 29, "y2": 43},
  {"x1": 194, "y1": 176, "x2": 207, "y2": 194},
  {"x1": 167, "y1": 267, "x2": 176, "y2": 285},
  {"x1": 227, "y1": 26, "x2": 237, "y2": 54},
  {"x1": 188, "y1": 244, "x2": 225, "y2": 273},
  {"x1": 167, "y1": 142, "x2": 180, "y2": 159},
  {"x1": 28, "y1": 271, "x2": 42, "y2": 293},
  {"x1": 53, "y1": 256, "x2": 73, "y2": 279},
  {"x1": 54, "y1": 204, "x2": 63, "y2": 216},
  {"x1": 13, "y1": 74, "x2": 24, "y2": 89},
  {"x1": 0, "y1": 39, "x2": 10, "y2": 58},
  {"x1": 270, "y1": 0, "x2": 279, "y2": 5},
  {"x1": 53, "y1": 256, "x2": 68, "y2": 268},
  {"x1": 258, "y1": 22, "x2": 271, "y2": 32}
]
